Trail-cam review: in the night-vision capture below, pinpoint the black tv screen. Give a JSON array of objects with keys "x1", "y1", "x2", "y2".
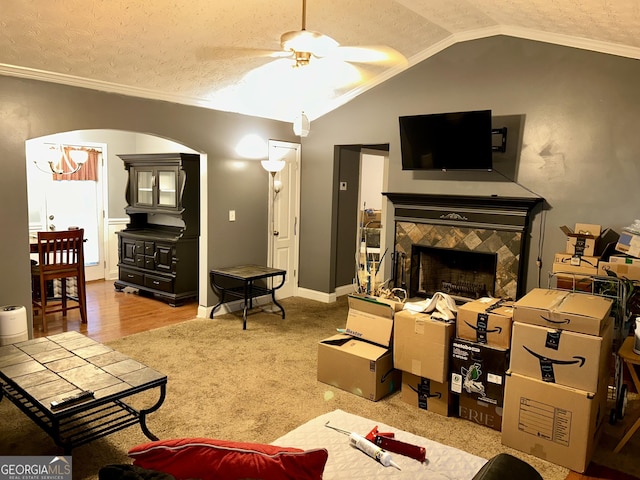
[{"x1": 399, "y1": 110, "x2": 493, "y2": 170}]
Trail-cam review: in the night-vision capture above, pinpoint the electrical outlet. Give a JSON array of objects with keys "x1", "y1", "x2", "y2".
[
  {"x1": 340, "y1": 181, "x2": 347, "y2": 191},
  {"x1": 229, "y1": 210, "x2": 236, "y2": 222}
]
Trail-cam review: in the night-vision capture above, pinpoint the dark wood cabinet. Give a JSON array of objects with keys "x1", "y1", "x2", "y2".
[{"x1": 114, "y1": 153, "x2": 199, "y2": 306}]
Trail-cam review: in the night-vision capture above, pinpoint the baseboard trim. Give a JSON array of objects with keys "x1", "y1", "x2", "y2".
[
  {"x1": 335, "y1": 284, "x2": 356, "y2": 298},
  {"x1": 293, "y1": 288, "x2": 337, "y2": 303}
]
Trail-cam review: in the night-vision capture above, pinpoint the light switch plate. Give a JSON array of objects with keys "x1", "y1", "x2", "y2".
[{"x1": 229, "y1": 210, "x2": 236, "y2": 222}]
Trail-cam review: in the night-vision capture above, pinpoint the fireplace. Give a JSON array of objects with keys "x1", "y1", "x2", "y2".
[
  {"x1": 385, "y1": 193, "x2": 543, "y2": 301},
  {"x1": 411, "y1": 245, "x2": 497, "y2": 300}
]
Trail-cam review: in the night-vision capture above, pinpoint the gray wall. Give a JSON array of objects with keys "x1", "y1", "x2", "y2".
[
  {"x1": 333, "y1": 146, "x2": 362, "y2": 289},
  {"x1": 301, "y1": 35, "x2": 640, "y2": 294},
  {"x1": 0, "y1": 77, "x2": 296, "y2": 333},
  {"x1": 3, "y1": 34, "x2": 640, "y2": 330}
]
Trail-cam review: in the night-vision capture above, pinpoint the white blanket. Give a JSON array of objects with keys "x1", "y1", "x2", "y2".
[
  {"x1": 272, "y1": 409, "x2": 486, "y2": 479},
  {"x1": 404, "y1": 292, "x2": 458, "y2": 321}
]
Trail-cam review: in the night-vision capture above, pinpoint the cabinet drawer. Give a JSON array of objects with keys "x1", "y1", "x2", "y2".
[
  {"x1": 136, "y1": 255, "x2": 147, "y2": 269},
  {"x1": 145, "y1": 273, "x2": 173, "y2": 293},
  {"x1": 144, "y1": 257, "x2": 156, "y2": 270},
  {"x1": 120, "y1": 267, "x2": 143, "y2": 285},
  {"x1": 144, "y1": 241, "x2": 155, "y2": 255}
]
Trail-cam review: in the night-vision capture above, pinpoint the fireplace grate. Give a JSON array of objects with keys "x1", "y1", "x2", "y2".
[
  {"x1": 411, "y1": 245, "x2": 497, "y2": 301},
  {"x1": 441, "y1": 280, "x2": 488, "y2": 299}
]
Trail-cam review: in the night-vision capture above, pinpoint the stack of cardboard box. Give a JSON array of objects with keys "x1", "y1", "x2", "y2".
[
  {"x1": 502, "y1": 288, "x2": 614, "y2": 473},
  {"x1": 450, "y1": 298, "x2": 514, "y2": 431},
  {"x1": 553, "y1": 223, "x2": 617, "y2": 277},
  {"x1": 393, "y1": 308, "x2": 456, "y2": 416}
]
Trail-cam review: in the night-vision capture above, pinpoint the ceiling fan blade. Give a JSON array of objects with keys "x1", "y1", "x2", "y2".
[
  {"x1": 331, "y1": 45, "x2": 407, "y2": 66},
  {"x1": 196, "y1": 46, "x2": 290, "y2": 61}
]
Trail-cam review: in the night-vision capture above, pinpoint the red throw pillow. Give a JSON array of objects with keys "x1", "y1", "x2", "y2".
[{"x1": 128, "y1": 438, "x2": 328, "y2": 480}]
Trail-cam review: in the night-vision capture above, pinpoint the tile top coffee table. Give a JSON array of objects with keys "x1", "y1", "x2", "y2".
[{"x1": 0, "y1": 331, "x2": 166, "y2": 453}]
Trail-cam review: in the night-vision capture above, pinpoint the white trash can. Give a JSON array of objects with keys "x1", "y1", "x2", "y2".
[{"x1": 0, "y1": 305, "x2": 29, "y2": 346}]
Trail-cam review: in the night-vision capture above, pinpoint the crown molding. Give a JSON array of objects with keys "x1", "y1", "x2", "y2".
[
  {"x1": 2, "y1": 28, "x2": 639, "y2": 123},
  {"x1": 0, "y1": 63, "x2": 257, "y2": 116}
]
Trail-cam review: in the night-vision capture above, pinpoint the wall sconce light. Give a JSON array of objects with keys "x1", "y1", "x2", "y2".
[
  {"x1": 236, "y1": 134, "x2": 269, "y2": 159},
  {"x1": 34, "y1": 144, "x2": 89, "y2": 175}
]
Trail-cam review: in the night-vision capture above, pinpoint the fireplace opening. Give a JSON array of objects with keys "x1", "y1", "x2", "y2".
[{"x1": 410, "y1": 245, "x2": 497, "y2": 301}]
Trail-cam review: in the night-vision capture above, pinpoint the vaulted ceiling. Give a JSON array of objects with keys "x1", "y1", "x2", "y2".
[{"x1": 2, "y1": 1, "x2": 639, "y2": 124}]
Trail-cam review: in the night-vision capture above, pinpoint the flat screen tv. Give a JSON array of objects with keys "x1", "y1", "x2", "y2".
[{"x1": 399, "y1": 109, "x2": 493, "y2": 171}]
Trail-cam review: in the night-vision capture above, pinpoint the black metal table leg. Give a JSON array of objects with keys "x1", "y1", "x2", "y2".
[
  {"x1": 140, "y1": 383, "x2": 166, "y2": 441},
  {"x1": 271, "y1": 272, "x2": 287, "y2": 319},
  {"x1": 242, "y1": 280, "x2": 249, "y2": 330}
]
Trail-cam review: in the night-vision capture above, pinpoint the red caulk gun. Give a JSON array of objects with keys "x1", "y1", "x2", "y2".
[
  {"x1": 325, "y1": 422, "x2": 401, "y2": 470},
  {"x1": 365, "y1": 425, "x2": 427, "y2": 463}
]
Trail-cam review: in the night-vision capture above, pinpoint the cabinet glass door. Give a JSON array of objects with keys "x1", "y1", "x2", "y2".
[
  {"x1": 157, "y1": 170, "x2": 177, "y2": 207},
  {"x1": 136, "y1": 170, "x2": 154, "y2": 206}
]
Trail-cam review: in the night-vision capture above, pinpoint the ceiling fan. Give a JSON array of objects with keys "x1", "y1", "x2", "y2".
[
  {"x1": 281, "y1": 0, "x2": 407, "y2": 134},
  {"x1": 204, "y1": 0, "x2": 406, "y2": 134},
  {"x1": 277, "y1": 0, "x2": 406, "y2": 71}
]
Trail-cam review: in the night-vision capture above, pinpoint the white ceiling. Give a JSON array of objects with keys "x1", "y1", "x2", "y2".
[{"x1": 2, "y1": 0, "x2": 639, "y2": 123}]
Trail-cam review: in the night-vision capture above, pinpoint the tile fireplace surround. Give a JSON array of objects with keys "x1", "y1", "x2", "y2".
[{"x1": 385, "y1": 193, "x2": 543, "y2": 301}]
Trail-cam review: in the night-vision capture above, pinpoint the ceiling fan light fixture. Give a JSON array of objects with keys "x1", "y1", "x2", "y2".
[
  {"x1": 293, "y1": 112, "x2": 310, "y2": 137},
  {"x1": 281, "y1": 30, "x2": 339, "y2": 58}
]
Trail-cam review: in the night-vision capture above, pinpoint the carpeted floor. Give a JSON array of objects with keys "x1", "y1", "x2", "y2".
[{"x1": 0, "y1": 296, "x2": 638, "y2": 479}]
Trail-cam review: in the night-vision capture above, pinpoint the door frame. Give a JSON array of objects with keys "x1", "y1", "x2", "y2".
[{"x1": 26, "y1": 138, "x2": 108, "y2": 281}]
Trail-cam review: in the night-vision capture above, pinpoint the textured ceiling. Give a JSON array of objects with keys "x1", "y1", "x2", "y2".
[{"x1": 1, "y1": 0, "x2": 639, "y2": 123}]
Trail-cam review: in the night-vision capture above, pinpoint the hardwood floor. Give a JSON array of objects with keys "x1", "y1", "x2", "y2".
[
  {"x1": 30, "y1": 280, "x2": 632, "y2": 480},
  {"x1": 32, "y1": 279, "x2": 199, "y2": 343}
]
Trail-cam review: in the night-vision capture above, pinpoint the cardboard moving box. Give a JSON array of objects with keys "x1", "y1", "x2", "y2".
[
  {"x1": 513, "y1": 288, "x2": 613, "y2": 336},
  {"x1": 457, "y1": 297, "x2": 514, "y2": 349},
  {"x1": 393, "y1": 309, "x2": 455, "y2": 383},
  {"x1": 317, "y1": 334, "x2": 399, "y2": 401},
  {"x1": 501, "y1": 372, "x2": 607, "y2": 473},
  {"x1": 615, "y1": 229, "x2": 640, "y2": 258},
  {"x1": 450, "y1": 339, "x2": 509, "y2": 412},
  {"x1": 458, "y1": 393, "x2": 503, "y2": 432},
  {"x1": 609, "y1": 255, "x2": 640, "y2": 266},
  {"x1": 509, "y1": 320, "x2": 612, "y2": 393},
  {"x1": 561, "y1": 223, "x2": 617, "y2": 257},
  {"x1": 552, "y1": 253, "x2": 600, "y2": 276},
  {"x1": 598, "y1": 261, "x2": 640, "y2": 282},
  {"x1": 317, "y1": 295, "x2": 400, "y2": 401},
  {"x1": 400, "y1": 371, "x2": 455, "y2": 417}
]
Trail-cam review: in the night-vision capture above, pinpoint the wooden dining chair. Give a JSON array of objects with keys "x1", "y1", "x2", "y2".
[{"x1": 31, "y1": 229, "x2": 88, "y2": 332}]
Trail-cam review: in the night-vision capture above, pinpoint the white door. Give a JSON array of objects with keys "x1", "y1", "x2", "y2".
[
  {"x1": 45, "y1": 180, "x2": 103, "y2": 280},
  {"x1": 268, "y1": 140, "x2": 300, "y2": 298},
  {"x1": 26, "y1": 141, "x2": 106, "y2": 281}
]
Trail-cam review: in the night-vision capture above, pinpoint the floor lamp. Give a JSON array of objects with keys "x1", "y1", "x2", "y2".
[{"x1": 261, "y1": 159, "x2": 286, "y2": 268}]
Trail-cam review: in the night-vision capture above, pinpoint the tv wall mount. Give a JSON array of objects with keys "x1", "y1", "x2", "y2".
[{"x1": 491, "y1": 127, "x2": 507, "y2": 152}]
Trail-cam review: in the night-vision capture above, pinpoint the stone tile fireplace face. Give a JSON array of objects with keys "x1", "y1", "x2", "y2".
[
  {"x1": 396, "y1": 222, "x2": 521, "y2": 300},
  {"x1": 386, "y1": 193, "x2": 543, "y2": 302}
]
